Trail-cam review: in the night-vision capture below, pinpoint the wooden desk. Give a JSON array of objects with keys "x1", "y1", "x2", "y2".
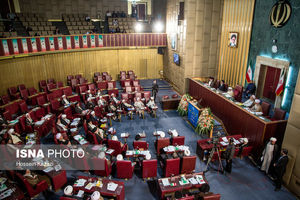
[
  {"x1": 161, "y1": 97, "x2": 181, "y2": 110},
  {"x1": 189, "y1": 78, "x2": 287, "y2": 159},
  {"x1": 157, "y1": 172, "x2": 208, "y2": 200}
]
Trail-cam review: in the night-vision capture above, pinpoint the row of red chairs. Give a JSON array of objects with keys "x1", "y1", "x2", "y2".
[{"x1": 120, "y1": 70, "x2": 136, "y2": 80}]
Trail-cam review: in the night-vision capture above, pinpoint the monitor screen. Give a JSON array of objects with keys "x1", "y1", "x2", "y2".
[{"x1": 173, "y1": 53, "x2": 180, "y2": 66}]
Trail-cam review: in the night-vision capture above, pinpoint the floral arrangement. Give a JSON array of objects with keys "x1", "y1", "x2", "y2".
[
  {"x1": 195, "y1": 108, "x2": 214, "y2": 136},
  {"x1": 177, "y1": 94, "x2": 191, "y2": 116}
]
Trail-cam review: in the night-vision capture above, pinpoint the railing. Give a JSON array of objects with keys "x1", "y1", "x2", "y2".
[{"x1": 0, "y1": 33, "x2": 167, "y2": 58}]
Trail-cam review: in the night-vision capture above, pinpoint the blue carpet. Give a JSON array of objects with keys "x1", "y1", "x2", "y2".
[{"x1": 35, "y1": 82, "x2": 296, "y2": 200}]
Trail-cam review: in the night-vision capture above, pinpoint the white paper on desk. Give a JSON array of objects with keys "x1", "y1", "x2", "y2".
[
  {"x1": 43, "y1": 166, "x2": 54, "y2": 173},
  {"x1": 195, "y1": 175, "x2": 206, "y2": 184},
  {"x1": 188, "y1": 178, "x2": 198, "y2": 185},
  {"x1": 220, "y1": 141, "x2": 228, "y2": 146},
  {"x1": 168, "y1": 146, "x2": 175, "y2": 152},
  {"x1": 126, "y1": 151, "x2": 133, "y2": 156},
  {"x1": 121, "y1": 133, "x2": 127, "y2": 137},
  {"x1": 79, "y1": 140, "x2": 88, "y2": 145},
  {"x1": 74, "y1": 179, "x2": 86, "y2": 187},
  {"x1": 44, "y1": 114, "x2": 52, "y2": 118},
  {"x1": 255, "y1": 112, "x2": 263, "y2": 116},
  {"x1": 35, "y1": 120, "x2": 45, "y2": 126},
  {"x1": 54, "y1": 164, "x2": 62, "y2": 171},
  {"x1": 233, "y1": 139, "x2": 240, "y2": 145},
  {"x1": 0, "y1": 188, "x2": 13, "y2": 199},
  {"x1": 0, "y1": 178, "x2": 7, "y2": 185},
  {"x1": 85, "y1": 182, "x2": 95, "y2": 190},
  {"x1": 106, "y1": 149, "x2": 114, "y2": 154},
  {"x1": 161, "y1": 178, "x2": 170, "y2": 186},
  {"x1": 74, "y1": 135, "x2": 81, "y2": 140},
  {"x1": 107, "y1": 182, "x2": 118, "y2": 191},
  {"x1": 71, "y1": 121, "x2": 78, "y2": 126},
  {"x1": 76, "y1": 190, "x2": 84, "y2": 197},
  {"x1": 222, "y1": 137, "x2": 228, "y2": 142}
]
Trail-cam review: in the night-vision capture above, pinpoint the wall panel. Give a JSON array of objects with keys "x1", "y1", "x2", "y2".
[
  {"x1": 217, "y1": 0, "x2": 255, "y2": 87},
  {"x1": 0, "y1": 48, "x2": 163, "y2": 95}
]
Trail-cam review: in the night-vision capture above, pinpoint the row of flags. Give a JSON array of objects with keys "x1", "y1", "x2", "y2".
[{"x1": 246, "y1": 63, "x2": 285, "y2": 96}]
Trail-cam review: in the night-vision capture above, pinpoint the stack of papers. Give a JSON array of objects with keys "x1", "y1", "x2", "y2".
[
  {"x1": 107, "y1": 182, "x2": 118, "y2": 191},
  {"x1": 85, "y1": 182, "x2": 95, "y2": 190},
  {"x1": 220, "y1": 141, "x2": 228, "y2": 146},
  {"x1": 76, "y1": 190, "x2": 84, "y2": 197},
  {"x1": 74, "y1": 179, "x2": 87, "y2": 187},
  {"x1": 106, "y1": 149, "x2": 114, "y2": 154},
  {"x1": 0, "y1": 184, "x2": 7, "y2": 192},
  {"x1": 195, "y1": 175, "x2": 206, "y2": 184},
  {"x1": 222, "y1": 137, "x2": 228, "y2": 142},
  {"x1": 188, "y1": 177, "x2": 198, "y2": 185},
  {"x1": 255, "y1": 112, "x2": 263, "y2": 116},
  {"x1": 126, "y1": 151, "x2": 133, "y2": 156},
  {"x1": 161, "y1": 178, "x2": 170, "y2": 186},
  {"x1": 43, "y1": 166, "x2": 54, "y2": 173},
  {"x1": 54, "y1": 164, "x2": 62, "y2": 171},
  {"x1": 179, "y1": 176, "x2": 189, "y2": 185},
  {"x1": 121, "y1": 133, "x2": 129, "y2": 138}
]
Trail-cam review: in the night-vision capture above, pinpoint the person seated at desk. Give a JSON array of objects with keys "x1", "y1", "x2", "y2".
[
  {"x1": 245, "y1": 80, "x2": 256, "y2": 98},
  {"x1": 98, "y1": 96, "x2": 107, "y2": 107},
  {"x1": 243, "y1": 95, "x2": 255, "y2": 107},
  {"x1": 25, "y1": 113, "x2": 34, "y2": 128},
  {"x1": 227, "y1": 87, "x2": 234, "y2": 97},
  {"x1": 112, "y1": 135, "x2": 124, "y2": 148},
  {"x1": 56, "y1": 133, "x2": 71, "y2": 146},
  {"x1": 61, "y1": 114, "x2": 71, "y2": 126},
  {"x1": 237, "y1": 138, "x2": 249, "y2": 157},
  {"x1": 90, "y1": 111, "x2": 100, "y2": 124},
  {"x1": 23, "y1": 169, "x2": 51, "y2": 188},
  {"x1": 146, "y1": 97, "x2": 157, "y2": 115},
  {"x1": 250, "y1": 99, "x2": 262, "y2": 112},
  {"x1": 108, "y1": 102, "x2": 117, "y2": 120},
  {"x1": 110, "y1": 93, "x2": 120, "y2": 105},
  {"x1": 218, "y1": 80, "x2": 226, "y2": 92},
  {"x1": 61, "y1": 95, "x2": 70, "y2": 106},
  {"x1": 6, "y1": 128, "x2": 23, "y2": 144},
  {"x1": 86, "y1": 90, "x2": 93, "y2": 99},
  {"x1": 134, "y1": 97, "x2": 146, "y2": 118},
  {"x1": 120, "y1": 99, "x2": 134, "y2": 112},
  {"x1": 87, "y1": 120, "x2": 104, "y2": 142},
  {"x1": 86, "y1": 97, "x2": 96, "y2": 109},
  {"x1": 75, "y1": 102, "x2": 88, "y2": 116},
  {"x1": 208, "y1": 77, "x2": 215, "y2": 87},
  {"x1": 96, "y1": 90, "x2": 102, "y2": 98},
  {"x1": 56, "y1": 118, "x2": 68, "y2": 132},
  {"x1": 98, "y1": 151, "x2": 111, "y2": 168}
]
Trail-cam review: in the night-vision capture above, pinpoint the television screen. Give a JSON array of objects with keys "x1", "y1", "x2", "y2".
[{"x1": 173, "y1": 53, "x2": 180, "y2": 65}]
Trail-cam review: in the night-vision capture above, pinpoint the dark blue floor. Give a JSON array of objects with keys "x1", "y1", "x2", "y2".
[{"x1": 36, "y1": 80, "x2": 296, "y2": 200}]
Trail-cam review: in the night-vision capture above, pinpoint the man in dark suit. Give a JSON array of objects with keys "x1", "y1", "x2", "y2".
[
  {"x1": 274, "y1": 149, "x2": 289, "y2": 191},
  {"x1": 218, "y1": 80, "x2": 226, "y2": 92}
]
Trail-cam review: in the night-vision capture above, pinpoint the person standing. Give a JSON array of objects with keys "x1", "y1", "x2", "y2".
[
  {"x1": 152, "y1": 80, "x2": 159, "y2": 102},
  {"x1": 261, "y1": 137, "x2": 279, "y2": 174},
  {"x1": 274, "y1": 149, "x2": 288, "y2": 191},
  {"x1": 224, "y1": 138, "x2": 236, "y2": 174}
]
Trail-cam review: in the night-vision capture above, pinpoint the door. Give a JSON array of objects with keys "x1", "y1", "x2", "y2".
[
  {"x1": 263, "y1": 66, "x2": 281, "y2": 101},
  {"x1": 137, "y1": 4, "x2": 146, "y2": 21}
]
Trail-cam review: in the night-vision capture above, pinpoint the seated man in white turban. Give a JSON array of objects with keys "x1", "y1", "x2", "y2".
[
  {"x1": 134, "y1": 97, "x2": 146, "y2": 118},
  {"x1": 250, "y1": 99, "x2": 262, "y2": 112},
  {"x1": 56, "y1": 118, "x2": 68, "y2": 132},
  {"x1": 146, "y1": 97, "x2": 157, "y2": 115},
  {"x1": 97, "y1": 95, "x2": 107, "y2": 107},
  {"x1": 61, "y1": 114, "x2": 71, "y2": 127},
  {"x1": 243, "y1": 95, "x2": 256, "y2": 107},
  {"x1": 227, "y1": 87, "x2": 234, "y2": 97},
  {"x1": 56, "y1": 133, "x2": 71, "y2": 146},
  {"x1": 7, "y1": 128, "x2": 23, "y2": 144},
  {"x1": 61, "y1": 95, "x2": 70, "y2": 106},
  {"x1": 87, "y1": 120, "x2": 104, "y2": 142},
  {"x1": 110, "y1": 93, "x2": 120, "y2": 105},
  {"x1": 86, "y1": 97, "x2": 96, "y2": 109}
]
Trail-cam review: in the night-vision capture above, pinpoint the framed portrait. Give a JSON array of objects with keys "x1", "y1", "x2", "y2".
[
  {"x1": 228, "y1": 32, "x2": 238, "y2": 48},
  {"x1": 171, "y1": 33, "x2": 177, "y2": 51}
]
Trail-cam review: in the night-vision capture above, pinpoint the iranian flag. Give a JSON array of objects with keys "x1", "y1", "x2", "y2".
[
  {"x1": 275, "y1": 70, "x2": 285, "y2": 96},
  {"x1": 246, "y1": 64, "x2": 252, "y2": 83}
]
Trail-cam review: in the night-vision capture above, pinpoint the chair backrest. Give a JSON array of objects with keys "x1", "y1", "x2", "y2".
[
  {"x1": 107, "y1": 82, "x2": 114, "y2": 90},
  {"x1": 47, "y1": 78, "x2": 55, "y2": 84},
  {"x1": 64, "y1": 107, "x2": 73, "y2": 119},
  {"x1": 97, "y1": 76, "x2": 103, "y2": 82},
  {"x1": 94, "y1": 72, "x2": 100, "y2": 77},
  {"x1": 165, "y1": 158, "x2": 180, "y2": 177},
  {"x1": 35, "y1": 107, "x2": 45, "y2": 119},
  {"x1": 63, "y1": 87, "x2": 73, "y2": 96},
  {"x1": 28, "y1": 87, "x2": 37, "y2": 96},
  {"x1": 67, "y1": 75, "x2": 74, "y2": 81},
  {"x1": 20, "y1": 89, "x2": 29, "y2": 100},
  {"x1": 1, "y1": 95, "x2": 10, "y2": 104},
  {"x1": 135, "y1": 86, "x2": 141, "y2": 92},
  {"x1": 102, "y1": 72, "x2": 108, "y2": 76},
  {"x1": 18, "y1": 84, "x2": 26, "y2": 91},
  {"x1": 79, "y1": 85, "x2": 87, "y2": 94},
  {"x1": 37, "y1": 95, "x2": 46, "y2": 106},
  {"x1": 19, "y1": 101, "x2": 28, "y2": 113},
  {"x1": 92, "y1": 158, "x2": 111, "y2": 177},
  {"x1": 133, "y1": 80, "x2": 139, "y2": 87},
  {"x1": 234, "y1": 85, "x2": 243, "y2": 102},
  {"x1": 156, "y1": 138, "x2": 170, "y2": 155},
  {"x1": 172, "y1": 136, "x2": 185, "y2": 146},
  {"x1": 71, "y1": 79, "x2": 78, "y2": 87},
  {"x1": 272, "y1": 108, "x2": 286, "y2": 120},
  {"x1": 181, "y1": 156, "x2": 197, "y2": 174},
  {"x1": 124, "y1": 80, "x2": 131, "y2": 87},
  {"x1": 3, "y1": 110, "x2": 12, "y2": 121},
  {"x1": 57, "y1": 81, "x2": 64, "y2": 88},
  {"x1": 39, "y1": 80, "x2": 47, "y2": 87},
  {"x1": 125, "y1": 86, "x2": 132, "y2": 93},
  {"x1": 47, "y1": 83, "x2": 56, "y2": 91},
  {"x1": 133, "y1": 141, "x2": 149, "y2": 150},
  {"x1": 88, "y1": 83, "x2": 96, "y2": 91},
  {"x1": 106, "y1": 75, "x2": 112, "y2": 81},
  {"x1": 75, "y1": 74, "x2": 82, "y2": 79},
  {"x1": 135, "y1": 92, "x2": 142, "y2": 99},
  {"x1": 8, "y1": 87, "x2": 18, "y2": 95},
  {"x1": 51, "y1": 99, "x2": 61, "y2": 110},
  {"x1": 108, "y1": 140, "x2": 122, "y2": 155},
  {"x1": 116, "y1": 160, "x2": 133, "y2": 179},
  {"x1": 142, "y1": 159, "x2": 157, "y2": 179},
  {"x1": 261, "y1": 101, "x2": 271, "y2": 116}
]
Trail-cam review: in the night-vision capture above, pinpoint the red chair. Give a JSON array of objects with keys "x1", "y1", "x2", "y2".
[
  {"x1": 106, "y1": 75, "x2": 112, "y2": 81},
  {"x1": 67, "y1": 75, "x2": 74, "y2": 85},
  {"x1": 97, "y1": 81, "x2": 107, "y2": 90},
  {"x1": 102, "y1": 72, "x2": 108, "y2": 76},
  {"x1": 125, "y1": 86, "x2": 133, "y2": 93},
  {"x1": 64, "y1": 107, "x2": 76, "y2": 120},
  {"x1": 88, "y1": 83, "x2": 96, "y2": 94},
  {"x1": 156, "y1": 138, "x2": 170, "y2": 155},
  {"x1": 132, "y1": 80, "x2": 140, "y2": 87},
  {"x1": 15, "y1": 172, "x2": 48, "y2": 198},
  {"x1": 35, "y1": 107, "x2": 46, "y2": 119},
  {"x1": 241, "y1": 146, "x2": 253, "y2": 157},
  {"x1": 79, "y1": 85, "x2": 87, "y2": 95},
  {"x1": 83, "y1": 121, "x2": 100, "y2": 145},
  {"x1": 63, "y1": 87, "x2": 72, "y2": 96},
  {"x1": 107, "y1": 81, "x2": 116, "y2": 90},
  {"x1": 47, "y1": 83, "x2": 57, "y2": 91},
  {"x1": 133, "y1": 141, "x2": 149, "y2": 150},
  {"x1": 142, "y1": 159, "x2": 157, "y2": 179},
  {"x1": 79, "y1": 77, "x2": 87, "y2": 85},
  {"x1": 70, "y1": 79, "x2": 79, "y2": 90},
  {"x1": 164, "y1": 158, "x2": 180, "y2": 177},
  {"x1": 180, "y1": 156, "x2": 197, "y2": 174},
  {"x1": 20, "y1": 89, "x2": 29, "y2": 101},
  {"x1": 3, "y1": 110, "x2": 12, "y2": 121},
  {"x1": 50, "y1": 99, "x2": 62, "y2": 113},
  {"x1": 47, "y1": 78, "x2": 55, "y2": 84},
  {"x1": 271, "y1": 108, "x2": 286, "y2": 121},
  {"x1": 261, "y1": 101, "x2": 271, "y2": 116},
  {"x1": 28, "y1": 87, "x2": 38, "y2": 96},
  {"x1": 134, "y1": 92, "x2": 142, "y2": 102},
  {"x1": 134, "y1": 86, "x2": 142, "y2": 92},
  {"x1": 51, "y1": 170, "x2": 67, "y2": 191},
  {"x1": 57, "y1": 81, "x2": 64, "y2": 88},
  {"x1": 143, "y1": 91, "x2": 151, "y2": 102},
  {"x1": 8, "y1": 87, "x2": 20, "y2": 99},
  {"x1": 18, "y1": 84, "x2": 26, "y2": 92},
  {"x1": 121, "y1": 93, "x2": 129, "y2": 101},
  {"x1": 233, "y1": 85, "x2": 243, "y2": 102},
  {"x1": 19, "y1": 101, "x2": 29, "y2": 113},
  {"x1": 124, "y1": 80, "x2": 131, "y2": 88},
  {"x1": 107, "y1": 140, "x2": 127, "y2": 156},
  {"x1": 1, "y1": 95, "x2": 11, "y2": 104},
  {"x1": 96, "y1": 76, "x2": 103, "y2": 82},
  {"x1": 39, "y1": 80, "x2": 47, "y2": 92},
  {"x1": 116, "y1": 160, "x2": 134, "y2": 179},
  {"x1": 171, "y1": 136, "x2": 185, "y2": 146},
  {"x1": 92, "y1": 157, "x2": 112, "y2": 177}
]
